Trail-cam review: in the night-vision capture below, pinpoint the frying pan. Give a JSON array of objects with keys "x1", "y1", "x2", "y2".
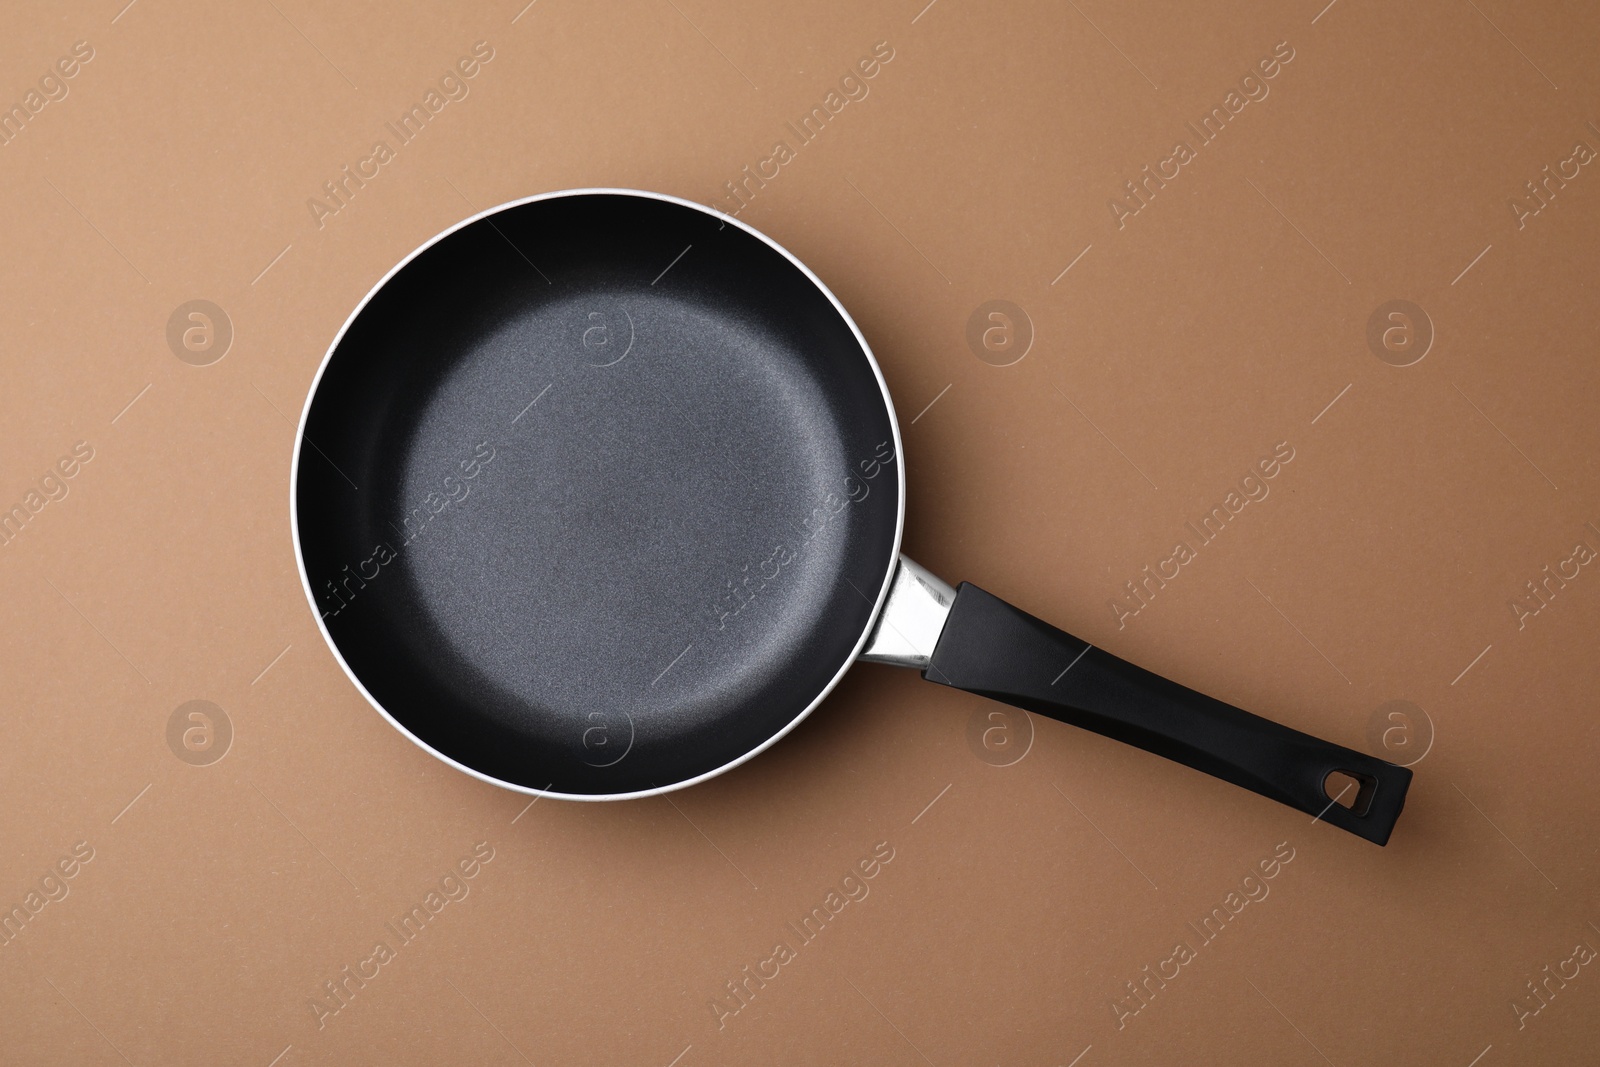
[{"x1": 292, "y1": 189, "x2": 1411, "y2": 845}]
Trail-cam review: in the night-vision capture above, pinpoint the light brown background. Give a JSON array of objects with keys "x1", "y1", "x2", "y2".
[{"x1": 3, "y1": 0, "x2": 1597, "y2": 1064}]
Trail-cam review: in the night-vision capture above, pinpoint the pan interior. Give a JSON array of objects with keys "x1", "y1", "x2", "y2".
[{"x1": 296, "y1": 193, "x2": 901, "y2": 795}]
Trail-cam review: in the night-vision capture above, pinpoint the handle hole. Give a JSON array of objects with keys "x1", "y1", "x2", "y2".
[{"x1": 1323, "y1": 770, "x2": 1378, "y2": 817}]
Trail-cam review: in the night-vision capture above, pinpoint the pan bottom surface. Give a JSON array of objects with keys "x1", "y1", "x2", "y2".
[{"x1": 297, "y1": 193, "x2": 901, "y2": 794}]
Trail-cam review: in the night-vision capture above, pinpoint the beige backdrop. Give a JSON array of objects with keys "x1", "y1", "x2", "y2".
[{"x1": 2, "y1": 0, "x2": 1598, "y2": 1064}]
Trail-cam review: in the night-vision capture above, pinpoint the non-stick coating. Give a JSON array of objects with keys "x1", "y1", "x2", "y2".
[{"x1": 295, "y1": 193, "x2": 902, "y2": 796}]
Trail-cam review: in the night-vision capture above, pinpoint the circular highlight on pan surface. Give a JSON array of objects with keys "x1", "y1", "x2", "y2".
[{"x1": 294, "y1": 191, "x2": 904, "y2": 799}]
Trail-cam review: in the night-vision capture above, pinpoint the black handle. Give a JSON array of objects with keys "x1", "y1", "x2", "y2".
[{"x1": 924, "y1": 583, "x2": 1411, "y2": 845}]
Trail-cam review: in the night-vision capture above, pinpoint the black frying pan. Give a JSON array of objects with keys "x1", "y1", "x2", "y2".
[{"x1": 293, "y1": 190, "x2": 1411, "y2": 845}]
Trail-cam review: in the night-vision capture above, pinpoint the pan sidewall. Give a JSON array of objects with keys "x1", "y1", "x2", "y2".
[{"x1": 290, "y1": 188, "x2": 906, "y2": 801}]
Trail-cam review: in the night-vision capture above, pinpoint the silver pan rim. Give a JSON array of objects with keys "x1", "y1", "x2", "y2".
[{"x1": 290, "y1": 187, "x2": 907, "y2": 802}]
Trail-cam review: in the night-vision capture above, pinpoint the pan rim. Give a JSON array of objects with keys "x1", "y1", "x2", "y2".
[{"x1": 290, "y1": 187, "x2": 907, "y2": 801}]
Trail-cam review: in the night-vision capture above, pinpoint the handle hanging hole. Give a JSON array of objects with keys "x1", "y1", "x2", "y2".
[{"x1": 1323, "y1": 769, "x2": 1378, "y2": 817}]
